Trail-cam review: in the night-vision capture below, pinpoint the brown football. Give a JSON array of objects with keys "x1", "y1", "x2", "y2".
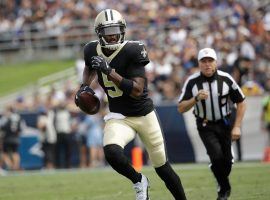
[{"x1": 77, "y1": 91, "x2": 100, "y2": 115}]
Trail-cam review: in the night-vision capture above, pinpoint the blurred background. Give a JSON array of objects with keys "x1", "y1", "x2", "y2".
[{"x1": 0, "y1": 0, "x2": 269, "y2": 172}]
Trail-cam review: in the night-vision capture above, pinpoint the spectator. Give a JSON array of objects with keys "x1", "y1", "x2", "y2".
[
  {"x1": 78, "y1": 114, "x2": 104, "y2": 168},
  {"x1": 241, "y1": 80, "x2": 264, "y2": 96},
  {"x1": 85, "y1": 115, "x2": 104, "y2": 168},
  {"x1": 37, "y1": 107, "x2": 57, "y2": 169},
  {"x1": 76, "y1": 115, "x2": 89, "y2": 168},
  {"x1": 54, "y1": 101, "x2": 72, "y2": 168},
  {"x1": 0, "y1": 133, "x2": 6, "y2": 175},
  {"x1": 0, "y1": 105, "x2": 24, "y2": 171}
]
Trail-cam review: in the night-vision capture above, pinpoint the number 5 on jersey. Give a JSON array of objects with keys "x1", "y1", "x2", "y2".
[{"x1": 101, "y1": 73, "x2": 123, "y2": 98}]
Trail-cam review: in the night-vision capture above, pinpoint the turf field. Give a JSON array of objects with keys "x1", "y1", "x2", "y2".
[
  {"x1": 0, "y1": 59, "x2": 75, "y2": 96},
  {"x1": 0, "y1": 162, "x2": 269, "y2": 200}
]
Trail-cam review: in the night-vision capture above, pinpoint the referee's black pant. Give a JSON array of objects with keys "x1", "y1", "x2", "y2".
[{"x1": 196, "y1": 118, "x2": 233, "y2": 192}]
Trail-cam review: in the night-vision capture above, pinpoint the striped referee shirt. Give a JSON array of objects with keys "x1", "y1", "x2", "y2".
[{"x1": 178, "y1": 70, "x2": 245, "y2": 121}]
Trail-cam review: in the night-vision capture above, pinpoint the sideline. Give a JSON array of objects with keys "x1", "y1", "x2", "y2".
[{"x1": 2, "y1": 161, "x2": 267, "y2": 177}]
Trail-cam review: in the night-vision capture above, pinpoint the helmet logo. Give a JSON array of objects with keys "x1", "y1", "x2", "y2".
[
  {"x1": 141, "y1": 48, "x2": 147, "y2": 58},
  {"x1": 105, "y1": 9, "x2": 114, "y2": 21}
]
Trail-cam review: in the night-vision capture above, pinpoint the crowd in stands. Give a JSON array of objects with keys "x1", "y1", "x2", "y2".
[
  {"x1": 0, "y1": 0, "x2": 269, "y2": 98},
  {"x1": 0, "y1": 0, "x2": 270, "y2": 171}
]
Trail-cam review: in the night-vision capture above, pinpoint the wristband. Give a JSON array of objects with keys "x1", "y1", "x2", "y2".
[
  {"x1": 195, "y1": 95, "x2": 199, "y2": 102},
  {"x1": 119, "y1": 78, "x2": 133, "y2": 95}
]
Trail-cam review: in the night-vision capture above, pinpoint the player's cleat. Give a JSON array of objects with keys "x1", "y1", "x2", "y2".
[
  {"x1": 217, "y1": 189, "x2": 231, "y2": 200},
  {"x1": 216, "y1": 178, "x2": 231, "y2": 200},
  {"x1": 133, "y1": 174, "x2": 150, "y2": 200}
]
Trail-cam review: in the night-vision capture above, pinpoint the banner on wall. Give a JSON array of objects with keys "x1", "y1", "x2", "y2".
[{"x1": 19, "y1": 135, "x2": 43, "y2": 170}]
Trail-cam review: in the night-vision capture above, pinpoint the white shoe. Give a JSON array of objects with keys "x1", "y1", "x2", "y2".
[{"x1": 133, "y1": 174, "x2": 150, "y2": 200}]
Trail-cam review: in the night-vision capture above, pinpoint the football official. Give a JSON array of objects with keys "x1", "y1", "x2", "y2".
[
  {"x1": 75, "y1": 9, "x2": 186, "y2": 200},
  {"x1": 178, "y1": 48, "x2": 246, "y2": 200}
]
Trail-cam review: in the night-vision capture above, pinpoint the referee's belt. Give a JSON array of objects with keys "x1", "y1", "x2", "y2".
[{"x1": 196, "y1": 115, "x2": 231, "y2": 124}]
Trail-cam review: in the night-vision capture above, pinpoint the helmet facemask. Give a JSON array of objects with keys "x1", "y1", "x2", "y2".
[
  {"x1": 96, "y1": 24, "x2": 126, "y2": 50},
  {"x1": 94, "y1": 9, "x2": 126, "y2": 50}
]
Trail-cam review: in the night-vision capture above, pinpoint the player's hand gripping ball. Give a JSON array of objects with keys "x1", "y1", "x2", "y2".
[{"x1": 75, "y1": 85, "x2": 100, "y2": 115}]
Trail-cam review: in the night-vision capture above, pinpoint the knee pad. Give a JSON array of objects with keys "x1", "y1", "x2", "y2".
[{"x1": 148, "y1": 141, "x2": 167, "y2": 167}]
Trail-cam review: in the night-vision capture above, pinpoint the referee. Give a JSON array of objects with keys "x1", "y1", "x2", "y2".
[{"x1": 178, "y1": 48, "x2": 246, "y2": 200}]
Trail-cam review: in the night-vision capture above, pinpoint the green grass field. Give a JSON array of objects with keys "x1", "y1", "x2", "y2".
[
  {"x1": 0, "y1": 162, "x2": 269, "y2": 200},
  {"x1": 0, "y1": 60, "x2": 75, "y2": 97}
]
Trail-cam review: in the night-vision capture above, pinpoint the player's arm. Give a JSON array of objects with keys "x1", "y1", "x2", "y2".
[
  {"x1": 178, "y1": 90, "x2": 208, "y2": 113},
  {"x1": 108, "y1": 69, "x2": 144, "y2": 98},
  {"x1": 229, "y1": 76, "x2": 246, "y2": 140},
  {"x1": 178, "y1": 78, "x2": 208, "y2": 113},
  {"x1": 178, "y1": 98, "x2": 196, "y2": 113},
  {"x1": 75, "y1": 66, "x2": 97, "y2": 106},
  {"x1": 74, "y1": 43, "x2": 99, "y2": 106},
  {"x1": 81, "y1": 43, "x2": 98, "y2": 87},
  {"x1": 231, "y1": 100, "x2": 246, "y2": 140},
  {"x1": 91, "y1": 56, "x2": 144, "y2": 98},
  {"x1": 82, "y1": 65, "x2": 97, "y2": 86},
  {"x1": 233, "y1": 100, "x2": 246, "y2": 128}
]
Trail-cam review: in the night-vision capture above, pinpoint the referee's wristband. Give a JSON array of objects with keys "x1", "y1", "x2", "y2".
[
  {"x1": 119, "y1": 78, "x2": 133, "y2": 95},
  {"x1": 194, "y1": 95, "x2": 199, "y2": 102}
]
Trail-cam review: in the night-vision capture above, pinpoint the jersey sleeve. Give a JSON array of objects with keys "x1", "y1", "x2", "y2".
[
  {"x1": 178, "y1": 79, "x2": 193, "y2": 102},
  {"x1": 125, "y1": 42, "x2": 149, "y2": 78},
  {"x1": 83, "y1": 42, "x2": 98, "y2": 68},
  {"x1": 126, "y1": 64, "x2": 146, "y2": 78},
  {"x1": 229, "y1": 77, "x2": 245, "y2": 103},
  {"x1": 129, "y1": 42, "x2": 150, "y2": 66},
  {"x1": 84, "y1": 44, "x2": 91, "y2": 67}
]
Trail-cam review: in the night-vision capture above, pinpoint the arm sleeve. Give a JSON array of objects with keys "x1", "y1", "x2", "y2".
[
  {"x1": 127, "y1": 64, "x2": 146, "y2": 78},
  {"x1": 126, "y1": 42, "x2": 149, "y2": 78},
  {"x1": 84, "y1": 42, "x2": 98, "y2": 69},
  {"x1": 229, "y1": 78, "x2": 245, "y2": 103},
  {"x1": 84, "y1": 45, "x2": 91, "y2": 67},
  {"x1": 130, "y1": 42, "x2": 150, "y2": 66},
  {"x1": 178, "y1": 80, "x2": 193, "y2": 102}
]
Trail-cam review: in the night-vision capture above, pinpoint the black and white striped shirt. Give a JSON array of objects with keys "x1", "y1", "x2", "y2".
[{"x1": 178, "y1": 70, "x2": 245, "y2": 121}]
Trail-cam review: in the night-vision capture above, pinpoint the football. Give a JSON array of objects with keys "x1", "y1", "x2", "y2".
[{"x1": 77, "y1": 91, "x2": 100, "y2": 115}]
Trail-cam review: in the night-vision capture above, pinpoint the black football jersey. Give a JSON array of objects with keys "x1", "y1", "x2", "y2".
[{"x1": 84, "y1": 40, "x2": 154, "y2": 116}]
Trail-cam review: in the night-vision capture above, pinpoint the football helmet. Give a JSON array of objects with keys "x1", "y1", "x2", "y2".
[{"x1": 94, "y1": 9, "x2": 126, "y2": 50}]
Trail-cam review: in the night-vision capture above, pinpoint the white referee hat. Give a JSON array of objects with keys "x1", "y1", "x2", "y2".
[{"x1": 198, "y1": 48, "x2": 217, "y2": 61}]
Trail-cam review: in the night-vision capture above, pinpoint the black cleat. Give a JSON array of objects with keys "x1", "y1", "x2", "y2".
[{"x1": 217, "y1": 189, "x2": 231, "y2": 200}]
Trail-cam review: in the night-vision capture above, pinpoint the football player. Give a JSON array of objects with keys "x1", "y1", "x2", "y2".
[{"x1": 76, "y1": 9, "x2": 187, "y2": 200}]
